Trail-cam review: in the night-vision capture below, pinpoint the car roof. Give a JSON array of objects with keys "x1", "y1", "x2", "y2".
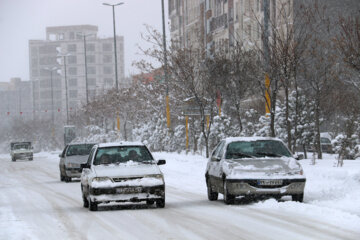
[
  {"x1": 96, "y1": 141, "x2": 145, "y2": 148},
  {"x1": 68, "y1": 142, "x2": 97, "y2": 146},
  {"x1": 223, "y1": 137, "x2": 284, "y2": 145}
]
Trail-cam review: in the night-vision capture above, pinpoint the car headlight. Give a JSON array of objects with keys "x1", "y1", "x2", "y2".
[{"x1": 92, "y1": 177, "x2": 114, "y2": 183}]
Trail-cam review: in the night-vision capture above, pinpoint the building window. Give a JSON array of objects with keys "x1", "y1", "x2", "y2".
[
  {"x1": 102, "y1": 43, "x2": 112, "y2": 51},
  {"x1": 86, "y1": 55, "x2": 96, "y2": 63},
  {"x1": 104, "y1": 78, "x2": 113, "y2": 86},
  {"x1": 67, "y1": 44, "x2": 77, "y2": 52},
  {"x1": 69, "y1": 32, "x2": 75, "y2": 40},
  {"x1": 68, "y1": 67, "x2": 77, "y2": 75},
  {"x1": 76, "y1": 32, "x2": 82, "y2": 40},
  {"x1": 103, "y1": 55, "x2": 112, "y2": 63},
  {"x1": 87, "y1": 66, "x2": 96, "y2": 75},
  {"x1": 59, "y1": 33, "x2": 65, "y2": 40},
  {"x1": 69, "y1": 78, "x2": 77, "y2": 87},
  {"x1": 86, "y1": 43, "x2": 95, "y2": 52},
  {"x1": 67, "y1": 55, "x2": 77, "y2": 64},
  {"x1": 39, "y1": 45, "x2": 57, "y2": 54},
  {"x1": 69, "y1": 90, "x2": 78, "y2": 98},
  {"x1": 103, "y1": 66, "x2": 113, "y2": 74},
  {"x1": 88, "y1": 78, "x2": 96, "y2": 86}
]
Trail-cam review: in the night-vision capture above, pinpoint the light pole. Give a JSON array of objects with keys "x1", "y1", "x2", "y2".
[
  {"x1": 57, "y1": 53, "x2": 71, "y2": 125},
  {"x1": 77, "y1": 33, "x2": 94, "y2": 104},
  {"x1": 161, "y1": 0, "x2": 171, "y2": 129},
  {"x1": 43, "y1": 67, "x2": 58, "y2": 126},
  {"x1": 103, "y1": 2, "x2": 124, "y2": 90}
]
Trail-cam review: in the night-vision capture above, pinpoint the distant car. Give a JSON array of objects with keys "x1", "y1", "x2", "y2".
[
  {"x1": 320, "y1": 137, "x2": 333, "y2": 153},
  {"x1": 80, "y1": 142, "x2": 166, "y2": 211},
  {"x1": 205, "y1": 137, "x2": 306, "y2": 204},
  {"x1": 10, "y1": 142, "x2": 33, "y2": 161},
  {"x1": 59, "y1": 143, "x2": 96, "y2": 182}
]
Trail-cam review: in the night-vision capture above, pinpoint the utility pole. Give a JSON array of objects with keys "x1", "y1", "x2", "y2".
[
  {"x1": 263, "y1": 0, "x2": 271, "y2": 116},
  {"x1": 103, "y1": 2, "x2": 124, "y2": 90},
  {"x1": 161, "y1": 0, "x2": 171, "y2": 129}
]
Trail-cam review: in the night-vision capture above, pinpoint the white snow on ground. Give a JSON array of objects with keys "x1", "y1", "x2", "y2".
[{"x1": 1, "y1": 151, "x2": 360, "y2": 239}]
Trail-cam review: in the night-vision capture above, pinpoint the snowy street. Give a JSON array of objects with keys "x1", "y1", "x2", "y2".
[{"x1": 1, "y1": 152, "x2": 360, "y2": 240}]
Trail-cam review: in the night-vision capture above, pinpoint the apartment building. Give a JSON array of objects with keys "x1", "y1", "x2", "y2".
[
  {"x1": 29, "y1": 25, "x2": 125, "y2": 121},
  {"x1": 169, "y1": 0, "x2": 359, "y2": 53},
  {"x1": 0, "y1": 78, "x2": 33, "y2": 123}
]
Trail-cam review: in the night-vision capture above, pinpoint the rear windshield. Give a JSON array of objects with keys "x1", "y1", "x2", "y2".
[
  {"x1": 93, "y1": 146, "x2": 153, "y2": 165},
  {"x1": 66, "y1": 144, "x2": 95, "y2": 156},
  {"x1": 320, "y1": 138, "x2": 331, "y2": 144}
]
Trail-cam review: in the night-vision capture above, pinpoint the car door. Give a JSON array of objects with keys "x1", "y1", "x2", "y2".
[
  {"x1": 59, "y1": 146, "x2": 68, "y2": 174},
  {"x1": 81, "y1": 146, "x2": 96, "y2": 195},
  {"x1": 208, "y1": 140, "x2": 226, "y2": 192}
]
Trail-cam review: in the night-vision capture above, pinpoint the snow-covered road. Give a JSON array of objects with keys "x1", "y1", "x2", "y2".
[{"x1": 1, "y1": 152, "x2": 359, "y2": 240}]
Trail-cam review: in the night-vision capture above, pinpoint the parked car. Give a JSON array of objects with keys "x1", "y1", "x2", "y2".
[
  {"x1": 59, "y1": 143, "x2": 96, "y2": 182},
  {"x1": 80, "y1": 142, "x2": 166, "y2": 211},
  {"x1": 10, "y1": 142, "x2": 33, "y2": 161},
  {"x1": 205, "y1": 137, "x2": 306, "y2": 204}
]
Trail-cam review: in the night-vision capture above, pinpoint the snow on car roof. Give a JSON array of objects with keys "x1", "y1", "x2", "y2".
[
  {"x1": 97, "y1": 141, "x2": 145, "y2": 148},
  {"x1": 224, "y1": 137, "x2": 283, "y2": 144},
  {"x1": 68, "y1": 142, "x2": 96, "y2": 145}
]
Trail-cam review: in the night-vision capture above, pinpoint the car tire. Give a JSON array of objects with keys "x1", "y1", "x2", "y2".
[
  {"x1": 156, "y1": 198, "x2": 165, "y2": 208},
  {"x1": 207, "y1": 179, "x2": 218, "y2": 201},
  {"x1": 292, "y1": 193, "x2": 304, "y2": 202},
  {"x1": 89, "y1": 198, "x2": 98, "y2": 211},
  {"x1": 223, "y1": 181, "x2": 235, "y2": 205},
  {"x1": 65, "y1": 176, "x2": 72, "y2": 182},
  {"x1": 82, "y1": 189, "x2": 89, "y2": 208},
  {"x1": 60, "y1": 173, "x2": 65, "y2": 182},
  {"x1": 12, "y1": 157, "x2": 16, "y2": 162},
  {"x1": 146, "y1": 200, "x2": 154, "y2": 205}
]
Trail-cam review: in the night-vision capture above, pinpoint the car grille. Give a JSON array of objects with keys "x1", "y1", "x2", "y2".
[
  {"x1": 229, "y1": 179, "x2": 305, "y2": 189},
  {"x1": 112, "y1": 177, "x2": 143, "y2": 182}
]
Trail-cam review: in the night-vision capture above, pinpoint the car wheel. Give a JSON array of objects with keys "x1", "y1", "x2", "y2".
[
  {"x1": 12, "y1": 157, "x2": 16, "y2": 162},
  {"x1": 156, "y1": 198, "x2": 165, "y2": 208},
  {"x1": 292, "y1": 193, "x2": 304, "y2": 202},
  {"x1": 29, "y1": 157, "x2": 33, "y2": 161},
  {"x1": 60, "y1": 173, "x2": 65, "y2": 182},
  {"x1": 207, "y1": 178, "x2": 218, "y2": 201},
  {"x1": 89, "y1": 198, "x2": 98, "y2": 211},
  {"x1": 146, "y1": 200, "x2": 154, "y2": 205},
  {"x1": 82, "y1": 187, "x2": 89, "y2": 208},
  {"x1": 223, "y1": 181, "x2": 235, "y2": 205},
  {"x1": 65, "y1": 176, "x2": 72, "y2": 182}
]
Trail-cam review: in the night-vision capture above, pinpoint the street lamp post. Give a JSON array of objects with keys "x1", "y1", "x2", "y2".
[
  {"x1": 77, "y1": 33, "x2": 94, "y2": 104},
  {"x1": 43, "y1": 67, "x2": 58, "y2": 126},
  {"x1": 161, "y1": 0, "x2": 171, "y2": 129},
  {"x1": 57, "y1": 53, "x2": 71, "y2": 125},
  {"x1": 103, "y1": 2, "x2": 124, "y2": 90}
]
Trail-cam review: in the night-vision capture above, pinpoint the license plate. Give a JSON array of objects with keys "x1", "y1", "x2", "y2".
[
  {"x1": 116, "y1": 187, "x2": 142, "y2": 194},
  {"x1": 258, "y1": 179, "x2": 283, "y2": 186}
]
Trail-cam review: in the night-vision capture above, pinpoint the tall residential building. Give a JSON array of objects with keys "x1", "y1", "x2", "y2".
[
  {"x1": 29, "y1": 25, "x2": 125, "y2": 121},
  {"x1": 0, "y1": 78, "x2": 33, "y2": 123},
  {"x1": 169, "y1": 0, "x2": 359, "y2": 52}
]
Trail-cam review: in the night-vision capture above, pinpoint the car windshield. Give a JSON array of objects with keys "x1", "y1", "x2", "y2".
[
  {"x1": 66, "y1": 144, "x2": 94, "y2": 156},
  {"x1": 225, "y1": 140, "x2": 292, "y2": 159},
  {"x1": 93, "y1": 146, "x2": 154, "y2": 165},
  {"x1": 14, "y1": 144, "x2": 30, "y2": 150},
  {"x1": 320, "y1": 137, "x2": 331, "y2": 144}
]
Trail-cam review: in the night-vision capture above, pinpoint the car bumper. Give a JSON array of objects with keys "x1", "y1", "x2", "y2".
[
  {"x1": 89, "y1": 185, "x2": 165, "y2": 203},
  {"x1": 226, "y1": 179, "x2": 306, "y2": 196},
  {"x1": 65, "y1": 168, "x2": 82, "y2": 178}
]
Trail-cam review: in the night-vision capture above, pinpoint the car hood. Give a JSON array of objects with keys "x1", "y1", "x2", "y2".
[
  {"x1": 223, "y1": 157, "x2": 304, "y2": 179},
  {"x1": 65, "y1": 155, "x2": 89, "y2": 164},
  {"x1": 93, "y1": 162, "x2": 161, "y2": 178}
]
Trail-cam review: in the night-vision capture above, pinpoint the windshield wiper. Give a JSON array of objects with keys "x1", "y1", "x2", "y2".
[
  {"x1": 255, "y1": 152, "x2": 282, "y2": 157},
  {"x1": 228, "y1": 152, "x2": 254, "y2": 159}
]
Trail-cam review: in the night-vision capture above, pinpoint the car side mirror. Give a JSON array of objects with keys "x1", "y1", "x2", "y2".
[
  {"x1": 295, "y1": 154, "x2": 304, "y2": 160},
  {"x1": 211, "y1": 156, "x2": 220, "y2": 162},
  {"x1": 157, "y1": 159, "x2": 166, "y2": 165},
  {"x1": 59, "y1": 154, "x2": 63, "y2": 158},
  {"x1": 80, "y1": 163, "x2": 90, "y2": 169}
]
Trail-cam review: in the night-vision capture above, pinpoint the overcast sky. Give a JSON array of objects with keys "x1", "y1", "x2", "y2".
[{"x1": 0, "y1": 0, "x2": 169, "y2": 82}]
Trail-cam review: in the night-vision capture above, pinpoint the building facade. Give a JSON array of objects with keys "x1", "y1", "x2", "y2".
[
  {"x1": 29, "y1": 25, "x2": 125, "y2": 121},
  {"x1": 0, "y1": 78, "x2": 33, "y2": 123}
]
